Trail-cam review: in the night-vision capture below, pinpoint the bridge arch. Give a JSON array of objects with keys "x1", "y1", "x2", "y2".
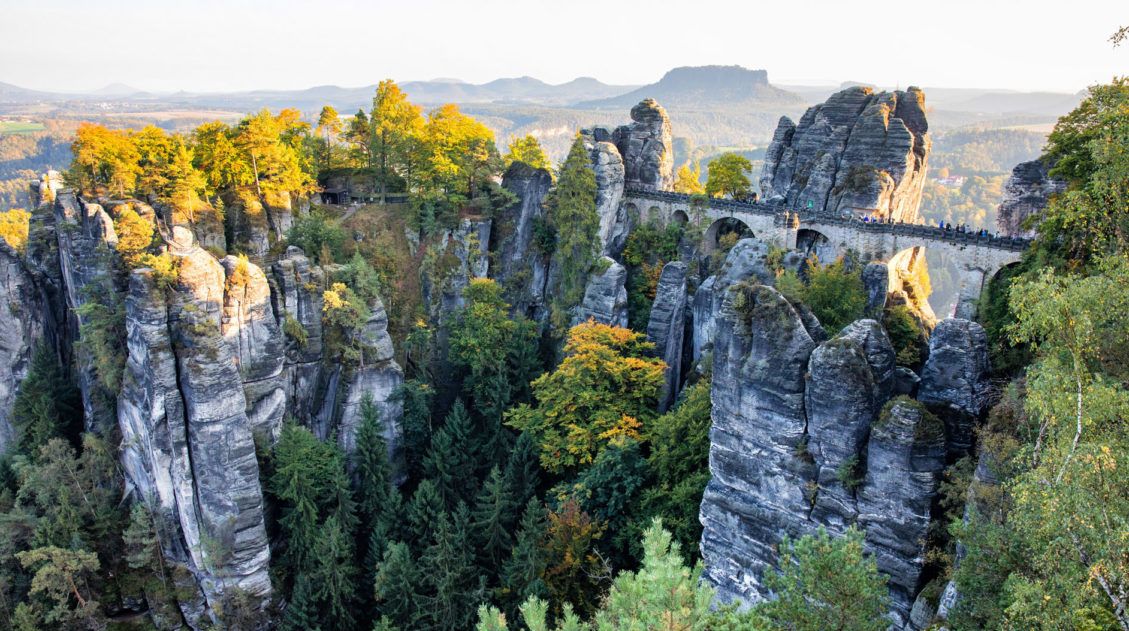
[
  {"x1": 702, "y1": 217, "x2": 755, "y2": 254},
  {"x1": 671, "y1": 209, "x2": 689, "y2": 225},
  {"x1": 796, "y1": 228, "x2": 836, "y2": 263}
]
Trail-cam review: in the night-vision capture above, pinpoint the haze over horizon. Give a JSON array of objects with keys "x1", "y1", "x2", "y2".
[{"x1": 1, "y1": 0, "x2": 1124, "y2": 95}]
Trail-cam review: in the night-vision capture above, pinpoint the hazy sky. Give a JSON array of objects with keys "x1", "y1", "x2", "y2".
[{"x1": 2, "y1": 0, "x2": 1124, "y2": 93}]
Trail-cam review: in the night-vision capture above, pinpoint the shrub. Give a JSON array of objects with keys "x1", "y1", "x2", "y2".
[
  {"x1": 883, "y1": 305, "x2": 927, "y2": 367},
  {"x1": 286, "y1": 210, "x2": 344, "y2": 264}
]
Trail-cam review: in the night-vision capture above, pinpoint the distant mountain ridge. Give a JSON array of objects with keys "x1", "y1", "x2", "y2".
[{"x1": 578, "y1": 65, "x2": 803, "y2": 109}]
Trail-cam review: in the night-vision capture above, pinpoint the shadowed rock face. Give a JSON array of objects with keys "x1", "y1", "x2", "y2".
[
  {"x1": 495, "y1": 162, "x2": 554, "y2": 319},
  {"x1": 700, "y1": 279, "x2": 973, "y2": 628},
  {"x1": 996, "y1": 159, "x2": 1065, "y2": 238},
  {"x1": 760, "y1": 86, "x2": 930, "y2": 222},
  {"x1": 646, "y1": 261, "x2": 689, "y2": 412},
  {"x1": 0, "y1": 242, "x2": 48, "y2": 452},
  {"x1": 919, "y1": 318, "x2": 991, "y2": 457}
]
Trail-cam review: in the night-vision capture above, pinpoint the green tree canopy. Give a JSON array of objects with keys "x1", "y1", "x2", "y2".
[{"x1": 705, "y1": 153, "x2": 753, "y2": 201}]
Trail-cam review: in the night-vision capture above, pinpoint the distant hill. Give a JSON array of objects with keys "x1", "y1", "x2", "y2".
[{"x1": 577, "y1": 65, "x2": 802, "y2": 109}]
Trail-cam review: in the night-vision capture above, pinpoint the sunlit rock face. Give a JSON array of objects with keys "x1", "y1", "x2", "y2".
[
  {"x1": 760, "y1": 86, "x2": 930, "y2": 222},
  {"x1": 996, "y1": 158, "x2": 1065, "y2": 238},
  {"x1": 612, "y1": 98, "x2": 675, "y2": 193},
  {"x1": 579, "y1": 129, "x2": 629, "y2": 258}
]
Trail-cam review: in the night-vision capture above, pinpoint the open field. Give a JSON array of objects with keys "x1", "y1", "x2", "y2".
[{"x1": 0, "y1": 121, "x2": 46, "y2": 134}]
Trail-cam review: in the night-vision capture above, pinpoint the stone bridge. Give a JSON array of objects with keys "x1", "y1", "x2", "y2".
[{"x1": 623, "y1": 188, "x2": 1031, "y2": 319}]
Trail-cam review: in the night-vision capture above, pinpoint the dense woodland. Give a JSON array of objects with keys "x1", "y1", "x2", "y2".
[{"x1": 0, "y1": 70, "x2": 1126, "y2": 631}]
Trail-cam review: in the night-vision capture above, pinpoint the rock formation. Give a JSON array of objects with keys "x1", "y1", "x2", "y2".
[
  {"x1": 0, "y1": 241, "x2": 48, "y2": 452},
  {"x1": 494, "y1": 162, "x2": 554, "y2": 319},
  {"x1": 117, "y1": 228, "x2": 272, "y2": 623},
  {"x1": 996, "y1": 159, "x2": 1065, "y2": 238},
  {"x1": 760, "y1": 86, "x2": 931, "y2": 222},
  {"x1": 646, "y1": 261, "x2": 688, "y2": 411},
  {"x1": 918, "y1": 318, "x2": 991, "y2": 457},
  {"x1": 573, "y1": 257, "x2": 629, "y2": 328},
  {"x1": 612, "y1": 98, "x2": 675, "y2": 192},
  {"x1": 580, "y1": 128, "x2": 630, "y2": 258},
  {"x1": 700, "y1": 276, "x2": 975, "y2": 628}
]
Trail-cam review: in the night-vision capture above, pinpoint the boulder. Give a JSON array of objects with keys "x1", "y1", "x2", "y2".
[{"x1": 646, "y1": 262, "x2": 688, "y2": 411}]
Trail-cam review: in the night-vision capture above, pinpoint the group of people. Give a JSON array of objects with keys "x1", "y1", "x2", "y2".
[{"x1": 855, "y1": 213, "x2": 997, "y2": 238}]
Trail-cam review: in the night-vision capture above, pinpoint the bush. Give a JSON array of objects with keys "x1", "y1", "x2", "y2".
[
  {"x1": 883, "y1": 305, "x2": 927, "y2": 368},
  {"x1": 286, "y1": 210, "x2": 344, "y2": 264}
]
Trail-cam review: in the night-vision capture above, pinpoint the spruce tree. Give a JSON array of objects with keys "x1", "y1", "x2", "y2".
[
  {"x1": 421, "y1": 401, "x2": 476, "y2": 508},
  {"x1": 354, "y1": 394, "x2": 393, "y2": 528},
  {"x1": 548, "y1": 135, "x2": 599, "y2": 313},
  {"x1": 373, "y1": 541, "x2": 420, "y2": 629},
  {"x1": 407, "y1": 479, "x2": 445, "y2": 550},
  {"x1": 363, "y1": 489, "x2": 405, "y2": 587},
  {"x1": 309, "y1": 515, "x2": 358, "y2": 631},
  {"x1": 11, "y1": 345, "x2": 80, "y2": 456},
  {"x1": 503, "y1": 432, "x2": 541, "y2": 509},
  {"x1": 280, "y1": 574, "x2": 320, "y2": 631},
  {"x1": 500, "y1": 498, "x2": 549, "y2": 620},
  {"x1": 393, "y1": 379, "x2": 433, "y2": 476},
  {"x1": 420, "y1": 502, "x2": 484, "y2": 630},
  {"x1": 471, "y1": 466, "x2": 517, "y2": 574}
]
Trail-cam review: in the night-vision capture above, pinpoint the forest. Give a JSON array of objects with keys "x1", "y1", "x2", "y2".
[{"x1": 0, "y1": 69, "x2": 1126, "y2": 631}]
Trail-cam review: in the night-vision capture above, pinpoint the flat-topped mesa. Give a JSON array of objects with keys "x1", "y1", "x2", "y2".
[{"x1": 760, "y1": 86, "x2": 931, "y2": 223}]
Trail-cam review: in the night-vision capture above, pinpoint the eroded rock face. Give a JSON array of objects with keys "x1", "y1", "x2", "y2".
[
  {"x1": 0, "y1": 242, "x2": 48, "y2": 452},
  {"x1": 760, "y1": 86, "x2": 930, "y2": 222},
  {"x1": 573, "y1": 257, "x2": 628, "y2": 328},
  {"x1": 270, "y1": 247, "x2": 326, "y2": 421},
  {"x1": 646, "y1": 262, "x2": 688, "y2": 411},
  {"x1": 612, "y1": 98, "x2": 675, "y2": 192},
  {"x1": 700, "y1": 284, "x2": 818, "y2": 604},
  {"x1": 690, "y1": 239, "x2": 805, "y2": 362},
  {"x1": 118, "y1": 229, "x2": 271, "y2": 625},
  {"x1": 862, "y1": 262, "x2": 889, "y2": 317},
  {"x1": 858, "y1": 398, "x2": 946, "y2": 626},
  {"x1": 996, "y1": 159, "x2": 1065, "y2": 238},
  {"x1": 918, "y1": 318, "x2": 990, "y2": 456},
  {"x1": 221, "y1": 256, "x2": 286, "y2": 441},
  {"x1": 494, "y1": 162, "x2": 554, "y2": 319},
  {"x1": 580, "y1": 132, "x2": 629, "y2": 258}
]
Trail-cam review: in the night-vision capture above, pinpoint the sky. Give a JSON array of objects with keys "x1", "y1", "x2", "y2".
[{"x1": 1, "y1": 0, "x2": 1125, "y2": 94}]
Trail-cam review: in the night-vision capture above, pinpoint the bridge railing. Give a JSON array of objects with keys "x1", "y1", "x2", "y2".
[{"x1": 623, "y1": 187, "x2": 1032, "y2": 252}]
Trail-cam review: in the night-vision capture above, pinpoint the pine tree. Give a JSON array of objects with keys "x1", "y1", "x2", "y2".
[
  {"x1": 309, "y1": 515, "x2": 357, "y2": 631},
  {"x1": 471, "y1": 466, "x2": 517, "y2": 574},
  {"x1": 407, "y1": 479, "x2": 445, "y2": 550},
  {"x1": 373, "y1": 541, "x2": 420, "y2": 629},
  {"x1": 422, "y1": 401, "x2": 476, "y2": 508},
  {"x1": 503, "y1": 432, "x2": 541, "y2": 509},
  {"x1": 548, "y1": 135, "x2": 599, "y2": 313},
  {"x1": 500, "y1": 498, "x2": 549, "y2": 620},
  {"x1": 280, "y1": 574, "x2": 321, "y2": 631},
  {"x1": 420, "y1": 502, "x2": 484, "y2": 630}
]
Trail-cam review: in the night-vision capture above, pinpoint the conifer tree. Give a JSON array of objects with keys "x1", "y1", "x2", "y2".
[
  {"x1": 363, "y1": 489, "x2": 405, "y2": 586},
  {"x1": 420, "y1": 502, "x2": 484, "y2": 630},
  {"x1": 548, "y1": 135, "x2": 599, "y2": 313},
  {"x1": 503, "y1": 433, "x2": 541, "y2": 509},
  {"x1": 500, "y1": 497, "x2": 549, "y2": 619},
  {"x1": 11, "y1": 345, "x2": 79, "y2": 456},
  {"x1": 309, "y1": 515, "x2": 357, "y2": 631},
  {"x1": 393, "y1": 379, "x2": 433, "y2": 476},
  {"x1": 373, "y1": 541, "x2": 420, "y2": 629},
  {"x1": 422, "y1": 400, "x2": 476, "y2": 508},
  {"x1": 407, "y1": 479, "x2": 445, "y2": 550},
  {"x1": 472, "y1": 466, "x2": 517, "y2": 573},
  {"x1": 354, "y1": 395, "x2": 393, "y2": 528},
  {"x1": 280, "y1": 574, "x2": 320, "y2": 631}
]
